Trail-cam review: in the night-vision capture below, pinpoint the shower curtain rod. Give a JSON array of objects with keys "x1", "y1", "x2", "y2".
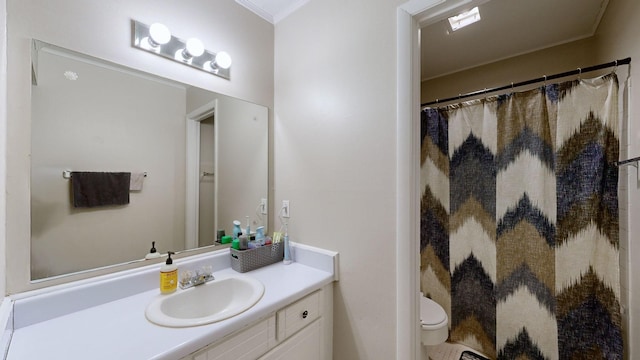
[{"x1": 421, "y1": 57, "x2": 631, "y2": 107}]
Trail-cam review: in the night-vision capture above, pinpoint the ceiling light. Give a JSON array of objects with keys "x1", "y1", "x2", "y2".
[
  {"x1": 63, "y1": 70, "x2": 79, "y2": 81},
  {"x1": 448, "y1": 7, "x2": 481, "y2": 32}
]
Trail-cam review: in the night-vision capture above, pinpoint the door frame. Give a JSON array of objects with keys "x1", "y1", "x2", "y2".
[
  {"x1": 185, "y1": 99, "x2": 218, "y2": 250},
  {"x1": 396, "y1": 1, "x2": 488, "y2": 358}
]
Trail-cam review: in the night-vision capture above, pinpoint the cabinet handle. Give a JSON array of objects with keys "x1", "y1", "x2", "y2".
[{"x1": 302, "y1": 310, "x2": 308, "y2": 319}]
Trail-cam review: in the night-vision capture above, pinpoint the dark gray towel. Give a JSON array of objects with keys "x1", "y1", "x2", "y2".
[{"x1": 71, "y1": 172, "x2": 131, "y2": 208}]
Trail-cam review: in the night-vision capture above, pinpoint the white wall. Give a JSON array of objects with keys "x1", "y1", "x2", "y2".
[
  {"x1": 274, "y1": 0, "x2": 404, "y2": 358},
  {"x1": 5, "y1": 0, "x2": 274, "y2": 294}
]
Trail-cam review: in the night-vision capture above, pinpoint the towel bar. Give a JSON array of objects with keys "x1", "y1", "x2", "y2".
[
  {"x1": 615, "y1": 156, "x2": 640, "y2": 168},
  {"x1": 62, "y1": 170, "x2": 147, "y2": 179}
]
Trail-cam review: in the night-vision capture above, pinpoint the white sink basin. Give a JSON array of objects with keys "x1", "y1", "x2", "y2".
[{"x1": 145, "y1": 274, "x2": 265, "y2": 327}]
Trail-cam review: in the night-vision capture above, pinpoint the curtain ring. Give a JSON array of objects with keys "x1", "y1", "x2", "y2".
[
  {"x1": 543, "y1": 75, "x2": 547, "y2": 85},
  {"x1": 577, "y1": 67, "x2": 582, "y2": 80},
  {"x1": 613, "y1": 60, "x2": 618, "y2": 74}
]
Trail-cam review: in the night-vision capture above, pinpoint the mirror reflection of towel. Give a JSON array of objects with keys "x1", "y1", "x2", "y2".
[
  {"x1": 129, "y1": 172, "x2": 145, "y2": 191},
  {"x1": 71, "y1": 172, "x2": 131, "y2": 208}
]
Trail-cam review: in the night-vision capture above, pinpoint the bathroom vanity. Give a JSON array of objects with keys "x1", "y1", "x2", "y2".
[
  {"x1": 1, "y1": 243, "x2": 338, "y2": 359},
  {"x1": 183, "y1": 287, "x2": 331, "y2": 360}
]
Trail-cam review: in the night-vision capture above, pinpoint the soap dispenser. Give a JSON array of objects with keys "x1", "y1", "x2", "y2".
[
  {"x1": 160, "y1": 251, "x2": 178, "y2": 294},
  {"x1": 145, "y1": 241, "x2": 161, "y2": 260}
]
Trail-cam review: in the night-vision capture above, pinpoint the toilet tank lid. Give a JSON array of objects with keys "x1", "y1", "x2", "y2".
[{"x1": 420, "y1": 296, "x2": 447, "y2": 325}]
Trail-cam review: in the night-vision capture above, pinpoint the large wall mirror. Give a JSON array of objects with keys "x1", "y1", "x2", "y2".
[{"x1": 30, "y1": 40, "x2": 269, "y2": 281}]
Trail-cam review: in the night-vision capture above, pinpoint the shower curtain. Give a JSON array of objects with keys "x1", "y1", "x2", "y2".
[{"x1": 420, "y1": 74, "x2": 622, "y2": 360}]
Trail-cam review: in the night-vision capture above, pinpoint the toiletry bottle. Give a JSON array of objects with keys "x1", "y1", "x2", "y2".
[
  {"x1": 233, "y1": 220, "x2": 242, "y2": 239},
  {"x1": 221, "y1": 235, "x2": 232, "y2": 244},
  {"x1": 248, "y1": 235, "x2": 257, "y2": 249},
  {"x1": 255, "y1": 226, "x2": 265, "y2": 246},
  {"x1": 245, "y1": 216, "x2": 251, "y2": 236},
  {"x1": 239, "y1": 233, "x2": 249, "y2": 250},
  {"x1": 145, "y1": 241, "x2": 161, "y2": 259},
  {"x1": 160, "y1": 251, "x2": 178, "y2": 294},
  {"x1": 216, "y1": 229, "x2": 226, "y2": 243}
]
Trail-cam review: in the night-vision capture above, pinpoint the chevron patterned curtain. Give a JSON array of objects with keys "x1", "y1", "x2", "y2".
[{"x1": 420, "y1": 74, "x2": 622, "y2": 360}]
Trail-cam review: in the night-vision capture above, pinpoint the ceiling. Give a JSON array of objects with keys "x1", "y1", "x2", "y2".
[
  {"x1": 234, "y1": 0, "x2": 310, "y2": 24},
  {"x1": 234, "y1": 0, "x2": 609, "y2": 81},
  {"x1": 421, "y1": 0, "x2": 609, "y2": 80}
]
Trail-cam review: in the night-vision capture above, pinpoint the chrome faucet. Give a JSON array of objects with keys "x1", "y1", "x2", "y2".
[{"x1": 179, "y1": 265, "x2": 214, "y2": 289}]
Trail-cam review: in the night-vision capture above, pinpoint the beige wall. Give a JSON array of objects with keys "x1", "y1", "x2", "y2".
[
  {"x1": 274, "y1": 0, "x2": 404, "y2": 358},
  {"x1": 187, "y1": 88, "x2": 270, "y2": 241},
  {"x1": 594, "y1": 0, "x2": 640, "y2": 357},
  {"x1": 0, "y1": 0, "x2": 7, "y2": 300},
  {"x1": 6, "y1": 0, "x2": 274, "y2": 294},
  {"x1": 30, "y1": 48, "x2": 188, "y2": 279},
  {"x1": 421, "y1": 37, "x2": 598, "y2": 104},
  {"x1": 215, "y1": 96, "x2": 269, "y2": 236}
]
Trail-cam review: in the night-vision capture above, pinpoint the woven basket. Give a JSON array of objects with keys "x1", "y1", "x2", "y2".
[{"x1": 230, "y1": 243, "x2": 284, "y2": 273}]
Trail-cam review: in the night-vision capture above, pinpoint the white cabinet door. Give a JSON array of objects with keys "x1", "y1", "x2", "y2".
[
  {"x1": 259, "y1": 319, "x2": 322, "y2": 360},
  {"x1": 186, "y1": 316, "x2": 276, "y2": 360}
]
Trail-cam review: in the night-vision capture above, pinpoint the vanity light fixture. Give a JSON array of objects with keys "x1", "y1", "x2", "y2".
[{"x1": 132, "y1": 20, "x2": 231, "y2": 80}]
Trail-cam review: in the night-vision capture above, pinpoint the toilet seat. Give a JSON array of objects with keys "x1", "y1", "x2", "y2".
[
  {"x1": 420, "y1": 296, "x2": 447, "y2": 328},
  {"x1": 420, "y1": 295, "x2": 448, "y2": 346}
]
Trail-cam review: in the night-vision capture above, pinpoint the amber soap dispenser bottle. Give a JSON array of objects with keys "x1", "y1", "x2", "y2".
[{"x1": 160, "y1": 251, "x2": 177, "y2": 294}]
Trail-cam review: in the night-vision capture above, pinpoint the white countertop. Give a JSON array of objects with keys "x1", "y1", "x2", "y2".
[{"x1": 4, "y1": 243, "x2": 338, "y2": 360}]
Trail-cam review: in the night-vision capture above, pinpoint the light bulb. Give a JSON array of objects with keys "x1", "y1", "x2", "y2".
[
  {"x1": 148, "y1": 23, "x2": 171, "y2": 47},
  {"x1": 203, "y1": 61, "x2": 218, "y2": 73},
  {"x1": 214, "y1": 51, "x2": 232, "y2": 69},
  {"x1": 184, "y1": 38, "x2": 205, "y2": 58}
]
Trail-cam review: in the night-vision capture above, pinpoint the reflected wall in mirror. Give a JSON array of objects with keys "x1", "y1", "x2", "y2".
[{"x1": 30, "y1": 40, "x2": 268, "y2": 281}]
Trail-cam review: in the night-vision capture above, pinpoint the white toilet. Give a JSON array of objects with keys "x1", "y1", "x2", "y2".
[{"x1": 420, "y1": 293, "x2": 448, "y2": 346}]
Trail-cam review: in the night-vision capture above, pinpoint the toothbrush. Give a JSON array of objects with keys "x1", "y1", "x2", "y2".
[{"x1": 283, "y1": 222, "x2": 292, "y2": 265}]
